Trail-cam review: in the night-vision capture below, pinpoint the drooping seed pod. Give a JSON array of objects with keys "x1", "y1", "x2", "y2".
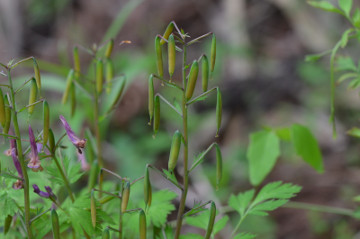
[
  {"x1": 153, "y1": 95, "x2": 160, "y2": 134},
  {"x1": 185, "y1": 60, "x2": 199, "y2": 101},
  {"x1": 43, "y1": 100, "x2": 50, "y2": 146},
  {"x1": 104, "y1": 39, "x2": 114, "y2": 59},
  {"x1": 204, "y1": 201, "x2": 216, "y2": 239},
  {"x1": 215, "y1": 144, "x2": 222, "y2": 189},
  {"x1": 148, "y1": 75, "x2": 154, "y2": 124},
  {"x1": 102, "y1": 227, "x2": 110, "y2": 239},
  {"x1": 202, "y1": 55, "x2": 209, "y2": 92},
  {"x1": 105, "y1": 59, "x2": 114, "y2": 94},
  {"x1": 139, "y1": 209, "x2": 146, "y2": 239},
  {"x1": 144, "y1": 166, "x2": 152, "y2": 208},
  {"x1": 62, "y1": 70, "x2": 74, "y2": 105},
  {"x1": 3, "y1": 97, "x2": 11, "y2": 134},
  {"x1": 96, "y1": 59, "x2": 104, "y2": 94},
  {"x1": 216, "y1": 88, "x2": 222, "y2": 137},
  {"x1": 51, "y1": 209, "x2": 60, "y2": 239},
  {"x1": 168, "y1": 34, "x2": 176, "y2": 78},
  {"x1": 70, "y1": 82, "x2": 76, "y2": 117},
  {"x1": 160, "y1": 22, "x2": 174, "y2": 45},
  {"x1": 88, "y1": 160, "x2": 99, "y2": 190},
  {"x1": 28, "y1": 78, "x2": 37, "y2": 115},
  {"x1": 91, "y1": 190, "x2": 96, "y2": 228},
  {"x1": 210, "y1": 34, "x2": 216, "y2": 73},
  {"x1": 48, "y1": 128, "x2": 55, "y2": 154},
  {"x1": 4, "y1": 214, "x2": 12, "y2": 235},
  {"x1": 155, "y1": 36, "x2": 163, "y2": 78},
  {"x1": 73, "y1": 47, "x2": 80, "y2": 78},
  {"x1": 107, "y1": 78, "x2": 125, "y2": 112},
  {"x1": 121, "y1": 181, "x2": 130, "y2": 213},
  {"x1": 168, "y1": 130, "x2": 181, "y2": 171},
  {"x1": 0, "y1": 88, "x2": 6, "y2": 127},
  {"x1": 33, "y1": 58, "x2": 41, "y2": 90}
]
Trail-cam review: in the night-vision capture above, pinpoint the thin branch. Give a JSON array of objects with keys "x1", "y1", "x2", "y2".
[
  {"x1": 186, "y1": 32, "x2": 213, "y2": 46},
  {"x1": 186, "y1": 87, "x2": 217, "y2": 106},
  {"x1": 189, "y1": 142, "x2": 217, "y2": 172},
  {"x1": 156, "y1": 93, "x2": 183, "y2": 117},
  {"x1": 148, "y1": 164, "x2": 183, "y2": 191}
]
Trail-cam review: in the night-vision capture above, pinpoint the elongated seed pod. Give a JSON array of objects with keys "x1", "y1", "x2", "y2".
[
  {"x1": 168, "y1": 130, "x2": 181, "y2": 171},
  {"x1": 4, "y1": 214, "x2": 12, "y2": 235},
  {"x1": 105, "y1": 39, "x2": 114, "y2": 59},
  {"x1": 43, "y1": 101, "x2": 50, "y2": 146},
  {"x1": 33, "y1": 58, "x2": 41, "y2": 89},
  {"x1": 88, "y1": 161, "x2": 99, "y2": 190},
  {"x1": 148, "y1": 75, "x2": 154, "y2": 124},
  {"x1": 216, "y1": 88, "x2": 222, "y2": 137},
  {"x1": 215, "y1": 144, "x2": 222, "y2": 189},
  {"x1": 139, "y1": 209, "x2": 146, "y2": 239},
  {"x1": 73, "y1": 47, "x2": 80, "y2": 78},
  {"x1": 144, "y1": 166, "x2": 152, "y2": 208},
  {"x1": 99, "y1": 196, "x2": 115, "y2": 204},
  {"x1": 155, "y1": 36, "x2": 163, "y2": 78},
  {"x1": 91, "y1": 190, "x2": 96, "y2": 228},
  {"x1": 202, "y1": 55, "x2": 209, "y2": 92},
  {"x1": 168, "y1": 34, "x2": 176, "y2": 78},
  {"x1": 108, "y1": 78, "x2": 125, "y2": 112},
  {"x1": 105, "y1": 59, "x2": 114, "y2": 94},
  {"x1": 51, "y1": 209, "x2": 60, "y2": 239},
  {"x1": 3, "y1": 97, "x2": 11, "y2": 134},
  {"x1": 96, "y1": 60, "x2": 104, "y2": 94},
  {"x1": 204, "y1": 202, "x2": 216, "y2": 239},
  {"x1": 153, "y1": 95, "x2": 160, "y2": 134},
  {"x1": 160, "y1": 22, "x2": 174, "y2": 45},
  {"x1": 102, "y1": 227, "x2": 110, "y2": 239},
  {"x1": 62, "y1": 70, "x2": 74, "y2": 104},
  {"x1": 70, "y1": 82, "x2": 76, "y2": 117},
  {"x1": 49, "y1": 128, "x2": 55, "y2": 154},
  {"x1": 185, "y1": 61, "x2": 199, "y2": 100},
  {"x1": 28, "y1": 78, "x2": 37, "y2": 115},
  {"x1": 0, "y1": 88, "x2": 6, "y2": 127},
  {"x1": 121, "y1": 181, "x2": 130, "y2": 212},
  {"x1": 210, "y1": 34, "x2": 216, "y2": 73}
]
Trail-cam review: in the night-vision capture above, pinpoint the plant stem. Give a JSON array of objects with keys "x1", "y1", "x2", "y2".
[
  {"x1": 52, "y1": 155, "x2": 75, "y2": 202},
  {"x1": 8, "y1": 69, "x2": 33, "y2": 238},
  {"x1": 284, "y1": 201, "x2": 354, "y2": 217}
]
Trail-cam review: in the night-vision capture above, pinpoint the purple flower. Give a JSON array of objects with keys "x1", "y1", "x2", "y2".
[
  {"x1": 27, "y1": 125, "x2": 43, "y2": 172},
  {"x1": 59, "y1": 115, "x2": 86, "y2": 154},
  {"x1": 77, "y1": 151, "x2": 90, "y2": 171},
  {"x1": 33, "y1": 184, "x2": 57, "y2": 201},
  {"x1": 9, "y1": 139, "x2": 24, "y2": 190}
]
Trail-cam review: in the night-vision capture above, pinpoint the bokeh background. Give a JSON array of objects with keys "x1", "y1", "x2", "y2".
[{"x1": 1, "y1": 0, "x2": 360, "y2": 238}]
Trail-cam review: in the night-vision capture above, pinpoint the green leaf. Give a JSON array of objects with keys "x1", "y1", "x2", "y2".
[
  {"x1": 185, "y1": 210, "x2": 229, "y2": 235},
  {"x1": 338, "y1": 0, "x2": 352, "y2": 16},
  {"x1": 353, "y1": 8, "x2": 360, "y2": 27},
  {"x1": 347, "y1": 127, "x2": 360, "y2": 137},
  {"x1": 163, "y1": 169, "x2": 179, "y2": 185},
  {"x1": 308, "y1": 1, "x2": 343, "y2": 14},
  {"x1": 0, "y1": 193, "x2": 18, "y2": 216},
  {"x1": 348, "y1": 77, "x2": 360, "y2": 89},
  {"x1": 247, "y1": 130, "x2": 280, "y2": 186},
  {"x1": 147, "y1": 190, "x2": 177, "y2": 227},
  {"x1": 340, "y1": 29, "x2": 354, "y2": 48},
  {"x1": 275, "y1": 127, "x2": 291, "y2": 141},
  {"x1": 250, "y1": 199, "x2": 289, "y2": 216},
  {"x1": 179, "y1": 234, "x2": 203, "y2": 239},
  {"x1": 336, "y1": 56, "x2": 357, "y2": 71},
  {"x1": 213, "y1": 215, "x2": 229, "y2": 234},
  {"x1": 337, "y1": 73, "x2": 358, "y2": 84},
  {"x1": 291, "y1": 124, "x2": 324, "y2": 173},
  {"x1": 228, "y1": 189, "x2": 255, "y2": 216},
  {"x1": 233, "y1": 233, "x2": 256, "y2": 239}
]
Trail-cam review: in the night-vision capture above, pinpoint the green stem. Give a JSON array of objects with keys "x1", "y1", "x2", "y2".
[
  {"x1": 52, "y1": 155, "x2": 75, "y2": 202},
  {"x1": 231, "y1": 215, "x2": 246, "y2": 238},
  {"x1": 284, "y1": 201, "x2": 354, "y2": 217},
  {"x1": 8, "y1": 69, "x2": 33, "y2": 238}
]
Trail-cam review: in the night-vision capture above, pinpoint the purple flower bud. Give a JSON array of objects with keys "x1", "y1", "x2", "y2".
[
  {"x1": 33, "y1": 184, "x2": 50, "y2": 198},
  {"x1": 13, "y1": 180, "x2": 23, "y2": 190},
  {"x1": 77, "y1": 151, "x2": 90, "y2": 171},
  {"x1": 59, "y1": 115, "x2": 86, "y2": 153},
  {"x1": 27, "y1": 125, "x2": 42, "y2": 172}
]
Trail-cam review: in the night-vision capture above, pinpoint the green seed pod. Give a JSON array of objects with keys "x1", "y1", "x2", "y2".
[
  {"x1": 185, "y1": 60, "x2": 199, "y2": 101},
  {"x1": 99, "y1": 196, "x2": 115, "y2": 204},
  {"x1": 3, "y1": 97, "x2": 11, "y2": 134},
  {"x1": 155, "y1": 36, "x2": 164, "y2": 78},
  {"x1": 168, "y1": 34, "x2": 176, "y2": 78},
  {"x1": 28, "y1": 78, "x2": 38, "y2": 115},
  {"x1": 70, "y1": 82, "x2": 76, "y2": 117},
  {"x1": 144, "y1": 166, "x2": 152, "y2": 208},
  {"x1": 96, "y1": 60, "x2": 104, "y2": 94},
  {"x1": 62, "y1": 70, "x2": 74, "y2": 105},
  {"x1": 0, "y1": 88, "x2": 6, "y2": 127},
  {"x1": 215, "y1": 144, "x2": 222, "y2": 189},
  {"x1": 105, "y1": 59, "x2": 114, "y2": 94},
  {"x1": 91, "y1": 190, "x2": 96, "y2": 228},
  {"x1": 43, "y1": 100, "x2": 50, "y2": 146},
  {"x1": 210, "y1": 34, "x2": 216, "y2": 73},
  {"x1": 108, "y1": 78, "x2": 125, "y2": 112},
  {"x1": 148, "y1": 75, "x2": 154, "y2": 124},
  {"x1": 48, "y1": 128, "x2": 55, "y2": 154},
  {"x1": 139, "y1": 209, "x2": 146, "y2": 239},
  {"x1": 105, "y1": 39, "x2": 114, "y2": 59},
  {"x1": 168, "y1": 130, "x2": 181, "y2": 171},
  {"x1": 4, "y1": 214, "x2": 12, "y2": 235},
  {"x1": 73, "y1": 47, "x2": 80, "y2": 78},
  {"x1": 202, "y1": 55, "x2": 209, "y2": 92},
  {"x1": 88, "y1": 160, "x2": 99, "y2": 190},
  {"x1": 51, "y1": 209, "x2": 60, "y2": 239},
  {"x1": 216, "y1": 88, "x2": 222, "y2": 137},
  {"x1": 102, "y1": 227, "x2": 110, "y2": 239},
  {"x1": 33, "y1": 58, "x2": 41, "y2": 90},
  {"x1": 121, "y1": 181, "x2": 130, "y2": 213},
  {"x1": 153, "y1": 95, "x2": 160, "y2": 134},
  {"x1": 160, "y1": 22, "x2": 174, "y2": 45},
  {"x1": 204, "y1": 202, "x2": 216, "y2": 239}
]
